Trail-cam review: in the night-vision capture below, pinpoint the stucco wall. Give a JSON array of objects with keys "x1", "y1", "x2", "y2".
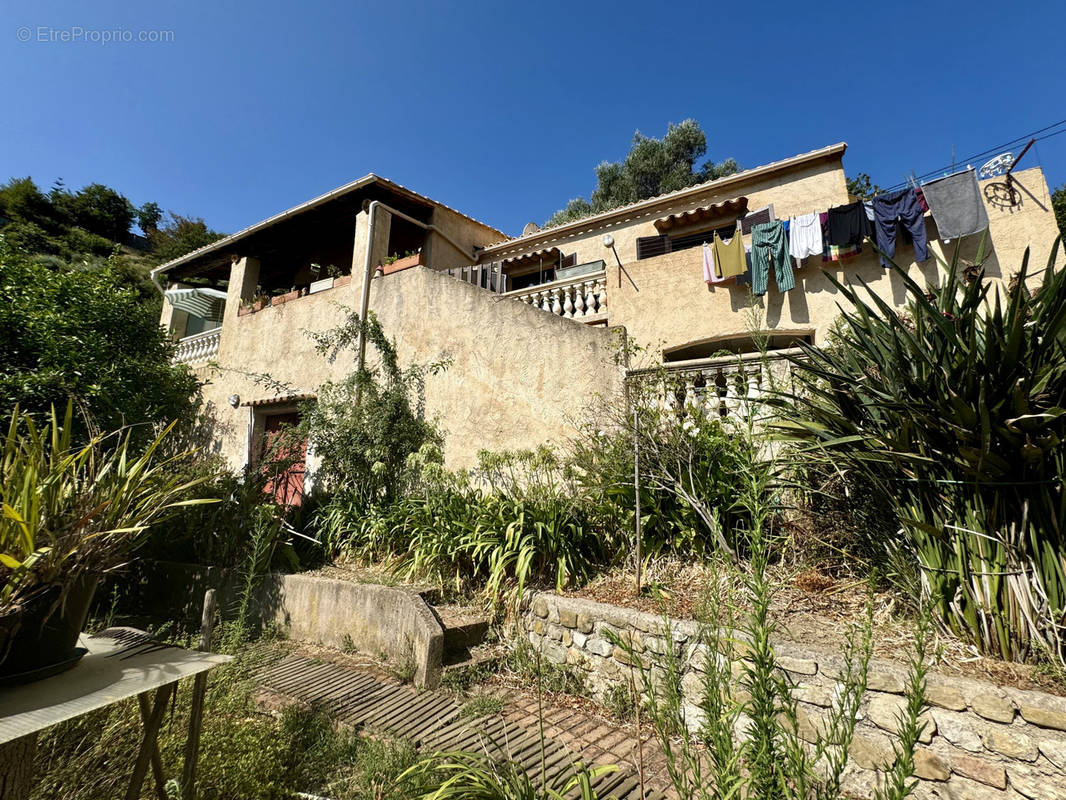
[
  {"x1": 521, "y1": 592, "x2": 1066, "y2": 800},
  {"x1": 486, "y1": 156, "x2": 850, "y2": 270},
  {"x1": 481, "y1": 161, "x2": 1062, "y2": 357},
  {"x1": 195, "y1": 263, "x2": 624, "y2": 472}
]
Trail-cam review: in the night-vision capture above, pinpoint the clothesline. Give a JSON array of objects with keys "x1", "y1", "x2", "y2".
[
  {"x1": 876, "y1": 118, "x2": 1066, "y2": 196},
  {"x1": 703, "y1": 167, "x2": 990, "y2": 296}
]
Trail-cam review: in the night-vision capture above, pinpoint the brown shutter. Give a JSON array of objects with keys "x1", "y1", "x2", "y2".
[{"x1": 636, "y1": 235, "x2": 670, "y2": 260}]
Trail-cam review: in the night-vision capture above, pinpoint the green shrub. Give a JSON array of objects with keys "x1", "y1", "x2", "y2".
[
  {"x1": 319, "y1": 482, "x2": 611, "y2": 599},
  {"x1": 571, "y1": 392, "x2": 762, "y2": 560},
  {"x1": 301, "y1": 308, "x2": 444, "y2": 507},
  {"x1": 778, "y1": 241, "x2": 1066, "y2": 664}
]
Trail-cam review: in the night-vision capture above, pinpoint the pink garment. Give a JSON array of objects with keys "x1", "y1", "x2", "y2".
[{"x1": 703, "y1": 242, "x2": 727, "y2": 284}]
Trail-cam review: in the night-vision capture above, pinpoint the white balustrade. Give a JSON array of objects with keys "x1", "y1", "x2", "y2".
[
  {"x1": 631, "y1": 350, "x2": 800, "y2": 422},
  {"x1": 507, "y1": 271, "x2": 608, "y2": 323},
  {"x1": 173, "y1": 327, "x2": 221, "y2": 364}
]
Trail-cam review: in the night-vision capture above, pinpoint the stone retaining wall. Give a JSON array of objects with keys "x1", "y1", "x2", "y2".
[{"x1": 520, "y1": 592, "x2": 1066, "y2": 800}]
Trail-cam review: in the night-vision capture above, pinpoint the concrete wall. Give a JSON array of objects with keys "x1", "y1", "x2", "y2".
[
  {"x1": 131, "y1": 562, "x2": 445, "y2": 688},
  {"x1": 196, "y1": 261, "x2": 624, "y2": 471},
  {"x1": 521, "y1": 592, "x2": 1066, "y2": 800},
  {"x1": 266, "y1": 574, "x2": 444, "y2": 688}
]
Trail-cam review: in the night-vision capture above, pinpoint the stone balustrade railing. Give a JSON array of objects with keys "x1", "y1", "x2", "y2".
[
  {"x1": 628, "y1": 348, "x2": 800, "y2": 419},
  {"x1": 505, "y1": 270, "x2": 608, "y2": 323},
  {"x1": 173, "y1": 327, "x2": 221, "y2": 364}
]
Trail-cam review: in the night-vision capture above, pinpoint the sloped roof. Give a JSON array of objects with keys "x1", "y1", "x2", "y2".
[
  {"x1": 151, "y1": 174, "x2": 505, "y2": 279},
  {"x1": 480, "y1": 142, "x2": 847, "y2": 255}
]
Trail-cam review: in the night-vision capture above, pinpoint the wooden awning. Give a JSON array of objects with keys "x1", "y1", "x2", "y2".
[{"x1": 654, "y1": 197, "x2": 749, "y2": 232}]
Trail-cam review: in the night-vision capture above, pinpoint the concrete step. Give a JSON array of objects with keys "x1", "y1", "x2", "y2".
[
  {"x1": 441, "y1": 643, "x2": 505, "y2": 675},
  {"x1": 433, "y1": 605, "x2": 491, "y2": 656}
]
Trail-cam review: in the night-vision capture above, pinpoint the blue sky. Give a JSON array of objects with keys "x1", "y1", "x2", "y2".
[{"x1": 3, "y1": 0, "x2": 1064, "y2": 239}]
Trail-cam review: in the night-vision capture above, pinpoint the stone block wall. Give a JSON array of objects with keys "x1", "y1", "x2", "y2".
[{"x1": 520, "y1": 592, "x2": 1066, "y2": 799}]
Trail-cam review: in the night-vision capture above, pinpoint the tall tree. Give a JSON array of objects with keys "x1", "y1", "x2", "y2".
[
  {"x1": 148, "y1": 213, "x2": 225, "y2": 264},
  {"x1": 1053, "y1": 183, "x2": 1066, "y2": 240},
  {"x1": 0, "y1": 238, "x2": 199, "y2": 441},
  {"x1": 545, "y1": 120, "x2": 739, "y2": 228}
]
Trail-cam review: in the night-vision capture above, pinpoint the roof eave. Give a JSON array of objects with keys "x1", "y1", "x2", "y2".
[{"x1": 480, "y1": 142, "x2": 848, "y2": 256}]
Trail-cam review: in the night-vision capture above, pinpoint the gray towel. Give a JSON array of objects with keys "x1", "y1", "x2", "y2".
[{"x1": 921, "y1": 169, "x2": 989, "y2": 240}]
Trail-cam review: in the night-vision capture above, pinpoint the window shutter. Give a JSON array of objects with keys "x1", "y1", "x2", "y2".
[{"x1": 636, "y1": 235, "x2": 670, "y2": 260}]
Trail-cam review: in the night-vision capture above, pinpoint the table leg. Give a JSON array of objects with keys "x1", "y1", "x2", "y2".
[
  {"x1": 126, "y1": 685, "x2": 172, "y2": 800},
  {"x1": 138, "y1": 694, "x2": 171, "y2": 800}
]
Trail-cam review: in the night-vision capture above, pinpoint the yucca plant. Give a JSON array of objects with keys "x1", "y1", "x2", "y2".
[
  {"x1": 776, "y1": 238, "x2": 1066, "y2": 663},
  {"x1": 1, "y1": 402, "x2": 211, "y2": 666}
]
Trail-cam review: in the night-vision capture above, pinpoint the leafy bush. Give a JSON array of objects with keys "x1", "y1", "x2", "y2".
[
  {"x1": 319, "y1": 478, "x2": 611, "y2": 599},
  {"x1": 779, "y1": 242, "x2": 1066, "y2": 663},
  {"x1": 0, "y1": 236, "x2": 200, "y2": 442},
  {"x1": 571, "y1": 387, "x2": 761, "y2": 560},
  {"x1": 300, "y1": 307, "x2": 444, "y2": 506}
]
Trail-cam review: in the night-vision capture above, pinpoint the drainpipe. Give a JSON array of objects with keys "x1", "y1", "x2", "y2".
[
  {"x1": 354, "y1": 201, "x2": 477, "y2": 386},
  {"x1": 149, "y1": 264, "x2": 168, "y2": 296}
]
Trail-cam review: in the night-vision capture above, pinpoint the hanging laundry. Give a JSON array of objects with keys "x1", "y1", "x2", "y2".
[
  {"x1": 702, "y1": 242, "x2": 729, "y2": 285},
  {"x1": 920, "y1": 168, "x2": 989, "y2": 240},
  {"x1": 872, "y1": 187, "x2": 929, "y2": 267},
  {"x1": 788, "y1": 212, "x2": 822, "y2": 261},
  {"x1": 915, "y1": 187, "x2": 929, "y2": 213},
  {"x1": 712, "y1": 230, "x2": 746, "y2": 279},
  {"x1": 736, "y1": 245, "x2": 753, "y2": 286},
  {"x1": 751, "y1": 221, "x2": 795, "y2": 296},
  {"x1": 826, "y1": 200, "x2": 871, "y2": 249},
  {"x1": 820, "y1": 212, "x2": 861, "y2": 261}
]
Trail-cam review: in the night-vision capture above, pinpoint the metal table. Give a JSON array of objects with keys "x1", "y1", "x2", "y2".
[{"x1": 0, "y1": 626, "x2": 231, "y2": 800}]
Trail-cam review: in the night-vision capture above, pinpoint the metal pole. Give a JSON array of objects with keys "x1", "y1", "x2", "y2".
[{"x1": 633, "y1": 402, "x2": 642, "y2": 595}]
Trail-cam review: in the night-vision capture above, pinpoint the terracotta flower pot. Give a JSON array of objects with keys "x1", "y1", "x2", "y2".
[{"x1": 381, "y1": 253, "x2": 425, "y2": 275}]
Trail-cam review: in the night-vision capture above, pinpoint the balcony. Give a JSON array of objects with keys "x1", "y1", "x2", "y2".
[
  {"x1": 504, "y1": 269, "x2": 608, "y2": 325},
  {"x1": 628, "y1": 349, "x2": 800, "y2": 420},
  {"x1": 173, "y1": 327, "x2": 221, "y2": 365}
]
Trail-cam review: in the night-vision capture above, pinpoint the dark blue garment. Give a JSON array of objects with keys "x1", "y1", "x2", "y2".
[{"x1": 872, "y1": 188, "x2": 929, "y2": 268}]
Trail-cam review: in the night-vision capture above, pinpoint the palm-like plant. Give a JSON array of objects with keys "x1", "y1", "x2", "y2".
[
  {"x1": 777, "y1": 239, "x2": 1066, "y2": 663},
  {"x1": 1, "y1": 403, "x2": 211, "y2": 613}
]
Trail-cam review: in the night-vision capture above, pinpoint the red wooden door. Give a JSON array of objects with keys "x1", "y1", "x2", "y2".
[{"x1": 261, "y1": 412, "x2": 306, "y2": 506}]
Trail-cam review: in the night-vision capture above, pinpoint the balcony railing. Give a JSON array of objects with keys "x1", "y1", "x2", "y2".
[
  {"x1": 173, "y1": 327, "x2": 221, "y2": 365},
  {"x1": 505, "y1": 270, "x2": 608, "y2": 324},
  {"x1": 627, "y1": 348, "x2": 801, "y2": 420}
]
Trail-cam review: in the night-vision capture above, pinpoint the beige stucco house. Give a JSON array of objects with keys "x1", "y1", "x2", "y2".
[{"x1": 154, "y1": 144, "x2": 1064, "y2": 485}]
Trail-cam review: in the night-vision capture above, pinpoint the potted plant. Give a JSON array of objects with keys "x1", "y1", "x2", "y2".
[
  {"x1": 381, "y1": 250, "x2": 425, "y2": 275},
  {"x1": 0, "y1": 404, "x2": 210, "y2": 684},
  {"x1": 239, "y1": 291, "x2": 269, "y2": 316}
]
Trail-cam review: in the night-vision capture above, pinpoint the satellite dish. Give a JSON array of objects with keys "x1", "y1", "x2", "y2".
[
  {"x1": 979, "y1": 153, "x2": 1014, "y2": 179},
  {"x1": 522, "y1": 221, "x2": 540, "y2": 236}
]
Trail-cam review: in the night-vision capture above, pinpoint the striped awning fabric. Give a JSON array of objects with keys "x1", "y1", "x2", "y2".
[{"x1": 165, "y1": 287, "x2": 227, "y2": 318}]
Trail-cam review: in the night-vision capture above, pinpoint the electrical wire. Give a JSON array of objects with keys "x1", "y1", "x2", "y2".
[{"x1": 876, "y1": 118, "x2": 1066, "y2": 195}]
